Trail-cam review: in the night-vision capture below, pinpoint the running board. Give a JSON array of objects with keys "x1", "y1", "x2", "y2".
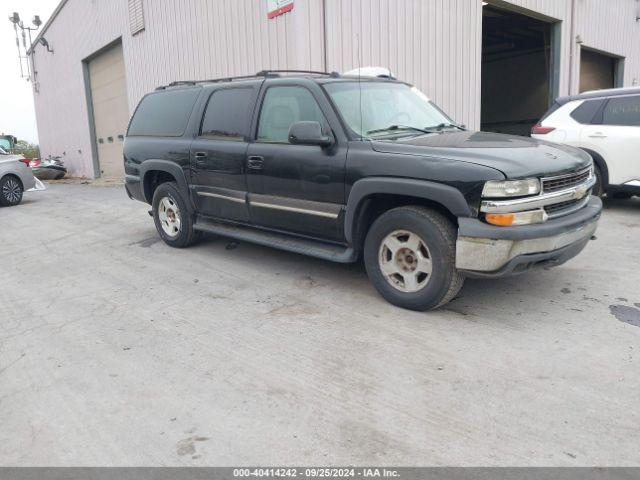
[{"x1": 194, "y1": 217, "x2": 357, "y2": 263}]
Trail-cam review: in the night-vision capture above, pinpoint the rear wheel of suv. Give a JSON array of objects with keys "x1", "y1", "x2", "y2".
[
  {"x1": 152, "y1": 182, "x2": 200, "y2": 248},
  {"x1": 363, "y1": 206, "x2": 464, "y2": 311},
  {"x1": 0, "y1": 176, "x2": 23, "y2": 207}
]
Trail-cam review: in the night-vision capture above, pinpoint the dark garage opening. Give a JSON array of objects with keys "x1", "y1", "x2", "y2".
[
  {"x1": 580, "y1": 47, "x2": 622, "y2": 93},
  {"x1": 481, "y1": 5, "x2": 556, "y2": 136}
]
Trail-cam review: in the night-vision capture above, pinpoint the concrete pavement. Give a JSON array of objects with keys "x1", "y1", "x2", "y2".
[{"x1": 1, "y1": 184, "x2": 639, "y2": 466}]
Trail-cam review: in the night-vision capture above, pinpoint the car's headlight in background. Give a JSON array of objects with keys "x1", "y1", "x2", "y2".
[{"x1": 482, "y1": 178, "x2": 541, "y2": 197}]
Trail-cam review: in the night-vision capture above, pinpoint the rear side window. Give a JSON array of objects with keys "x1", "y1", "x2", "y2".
[
  {"x1": 570, "y1": 99, "x2": 604, "y2": 124},
  {"x1": 200, "y1": 88, "x2": 254, "y2": 141},
  {"x1": 602, "y1": 95, "x2": 640, "y2": 126},
  {"x1": 128, "y1": 89, "x2": 200, "y2": 137}
]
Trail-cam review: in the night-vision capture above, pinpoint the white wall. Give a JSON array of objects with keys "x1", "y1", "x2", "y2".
[{"x1": 30, "y1": 0, "x2": 640, "y2": 178}]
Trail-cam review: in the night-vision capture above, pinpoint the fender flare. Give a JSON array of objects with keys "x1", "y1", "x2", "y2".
[
  {"x1": 579, "y1": 148, "x2": 609, "y2": 187},
  {"x1": 139, "y1": 160, "x2": 194, "y2": 211},
  {"x1": 344, "y1": 177, "x2": 473, "y2": 244}
]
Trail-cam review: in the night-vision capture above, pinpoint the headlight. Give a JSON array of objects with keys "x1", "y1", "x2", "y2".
[{"x1": 482, "y1": 178, "x2": 540, "y2": 197}]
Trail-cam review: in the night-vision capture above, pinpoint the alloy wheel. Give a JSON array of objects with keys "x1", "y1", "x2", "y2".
[
  {"x1": 378, "y1": 229, "x2": 433, "y2": 293},
  {"x1": 2, "y1": 178, "x2": 22, "y2": 204},
  {"x1": 158, "y1": 196, "x2": 181, "y2": 238}
]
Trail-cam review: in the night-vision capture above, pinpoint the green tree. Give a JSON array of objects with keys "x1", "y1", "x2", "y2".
[{"x1": 14, "y1": 140, "x2": 40, "y2": 159}]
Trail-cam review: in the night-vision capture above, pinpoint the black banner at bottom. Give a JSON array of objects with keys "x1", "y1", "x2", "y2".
[{"x1": 0, "y1": 468, "x2": 638, "y2": 480}]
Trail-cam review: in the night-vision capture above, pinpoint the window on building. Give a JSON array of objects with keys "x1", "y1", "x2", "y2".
[
  {"x1": 128, "y1": 88, "x2": 200, "y2": 137},
  {"x1": 602, "y1": 96, "x2": 640, "y2": 126},
  {"x1": 128, "y1": 0, "x2": 145, "y2": 35},
  {"x1": 200, "y1": 88, "x2": 254, "y2": 141},
  {"x1": 570, "y1": 99, "x2": 604, "y2": 124},
  {"x1": 257, "y1": 86, "x2": 327, "y2": 143}
]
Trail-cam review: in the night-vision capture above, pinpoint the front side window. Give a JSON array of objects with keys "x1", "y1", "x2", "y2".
[
  {"x1": 324, "y1": 81, "x2": 453, "y2": 138},
  {"x1": 257, "y1": 86, "x2": 327, "y2": 143},
  {"x1": 602, "y1": 95, "x2": 640, "y2": 126},
  {"x1": 128, "y1": 88, "x2": 200, "y2": 137},
  {"x1": 200, "y1": 88, "x2": 254, "y2": 141}
]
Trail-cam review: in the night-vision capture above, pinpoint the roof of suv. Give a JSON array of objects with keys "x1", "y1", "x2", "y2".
[{"x1": 556, "y1": 86, "x2": 640, "y2": 106}]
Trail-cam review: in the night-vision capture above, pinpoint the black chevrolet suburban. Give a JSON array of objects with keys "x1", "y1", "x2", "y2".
[{"x1": 124, "y1": 70, "x2": 602, "y2": 311}]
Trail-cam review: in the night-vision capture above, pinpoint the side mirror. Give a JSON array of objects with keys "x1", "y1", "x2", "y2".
[{"x1": 288, "y1": 121, "x2": 333, "y2": 147}]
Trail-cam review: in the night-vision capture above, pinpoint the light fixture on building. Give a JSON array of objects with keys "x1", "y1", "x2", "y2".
[
  {"x1": 7, "y1": 10, "x2": 44, "y2": 81},
  {"x1": 39, "y1": 37, "x2": 54, "y2": 53}
]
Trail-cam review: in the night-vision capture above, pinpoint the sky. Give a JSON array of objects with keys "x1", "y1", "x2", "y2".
[{"x1": 0, "y1": 0, "x2": 59, "y2": 144}]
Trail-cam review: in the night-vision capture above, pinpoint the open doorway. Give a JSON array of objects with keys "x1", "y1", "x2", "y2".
[
  {"x1": 580, "y1": 47, "x2": 624, "y2": 93},
  {"x1": 481, "y1": 5, "x2": 558, "y2": 136}
]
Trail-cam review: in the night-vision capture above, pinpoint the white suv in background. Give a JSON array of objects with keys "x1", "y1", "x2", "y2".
[{"x1": 532, "y1": 87, "x2": 640, "y2": 198}]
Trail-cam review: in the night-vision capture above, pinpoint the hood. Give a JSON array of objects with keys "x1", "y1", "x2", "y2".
[{"x1": 371, "y1": 131, "x2": 591, "y2": 178}]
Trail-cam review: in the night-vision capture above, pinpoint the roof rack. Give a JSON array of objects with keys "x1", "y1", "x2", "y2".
[
  {"x1": 256, "y1": 69, "x2": 341, "y2": 77},
  {"x1": 156, "y1": 70, "x2": 341, "y2": 90}
]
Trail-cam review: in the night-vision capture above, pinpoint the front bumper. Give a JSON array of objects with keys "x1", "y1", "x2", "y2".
[
  {"x1": 27, "y1": 178, "x2": 46, "y2": 192},
  {"x1": 456, "y1": 196, "x2": 602, "y2": 278}
]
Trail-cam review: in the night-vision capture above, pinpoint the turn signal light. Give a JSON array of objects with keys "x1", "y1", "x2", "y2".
[
  {"x1": 486, "y1": 213, "x2": 515, "y2": 226},
  {"x1": 531, "y1": 124, "x2": 556, "y2": 135},
  {"x1": 485, "y1": 209, "x2": 548, "y2": 226}
]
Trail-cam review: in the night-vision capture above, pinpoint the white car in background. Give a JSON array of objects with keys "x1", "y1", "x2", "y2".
[
  {"x1": 532, "y1": 87, "x2": 640, "y2": 198},
  {"x1": 0, "y1": 147, "x2": 44, "y2": 206}
]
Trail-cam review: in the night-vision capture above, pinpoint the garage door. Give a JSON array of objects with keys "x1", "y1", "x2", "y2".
[{"x1": 88, "y1": 43, "x2": 129, "y2": 178}]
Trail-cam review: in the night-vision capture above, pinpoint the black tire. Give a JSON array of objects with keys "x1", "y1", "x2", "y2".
[
  {"x1": 593, "y1": 165, "x2": 604, "y2": 197},
  {"x1": 611, "y1": 192, "x2": 632, "y2": 199},
  {"x1": 0, "y1": 175, "x2": 23, "y2": 207},
  {"x1": 363, "y1": 206, "x2": 465, "y2": 311},
  {"x1": 152, "y1": 182, "x2": 200, "y2": 248}
]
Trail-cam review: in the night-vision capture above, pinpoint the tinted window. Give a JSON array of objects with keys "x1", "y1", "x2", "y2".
[
  {"x1": 602, "y1": 95, "x2": 640, "y2": 126},
  {"x1": 257, "y1": 86, "x2": 327, "y2": 143},
  {"x1": 128, "y1": 89, "x2": 200, "y2": 136},
  {"x1": 200, "y1": 88, "x2": 254, "y2": 141},
  {"x1": 570, "y1": 99, "x2": 604, "y2": 124}
]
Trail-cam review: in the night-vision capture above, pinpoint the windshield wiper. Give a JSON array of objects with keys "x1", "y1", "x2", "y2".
[
  {"x1": 424, "y1": 123, "x2": 465, "y2": 132},
  {"x1": 366, "y1": 125, "x2": 431, "y2": 136}
]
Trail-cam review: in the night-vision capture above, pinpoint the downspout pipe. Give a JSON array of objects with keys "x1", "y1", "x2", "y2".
[{"x1": 568, "y1": 0, "x2": 578, "y2": 94}]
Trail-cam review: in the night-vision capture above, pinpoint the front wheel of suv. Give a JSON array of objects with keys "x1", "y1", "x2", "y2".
[
  {"x1": 152, "y1": 182, "x2": 200, "y2": 248},
  {"x1": 363, "y1": 206, "x2": 465, "y2": 311}
]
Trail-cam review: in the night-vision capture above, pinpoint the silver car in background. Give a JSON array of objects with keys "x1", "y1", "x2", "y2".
[{"x1": 0, "y1": 147, "x2": 44, "y2": 207}]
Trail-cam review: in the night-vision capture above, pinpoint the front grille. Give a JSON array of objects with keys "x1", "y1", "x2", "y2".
[
  {"x1": 544, "y1": 196, "x2": 590, "y2": 218},
  {"x1": 542, "y1": 167, "x2": 591, "y2": 193}
]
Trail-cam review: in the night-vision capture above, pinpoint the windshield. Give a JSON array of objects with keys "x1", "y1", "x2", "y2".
[
  {"x1": 0, "y1": 147, "x2": 7, "y2": 155},
  {"x1": 324, "y1": 81, "x2": 455, "y2": 138}
]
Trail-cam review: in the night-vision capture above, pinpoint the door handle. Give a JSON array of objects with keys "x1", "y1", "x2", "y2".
[
  {"x1": 588, "y1": 133, "x2": 607, "y2": 138},
  {"x1": 247, "y1": 156, "x2": 264, "y2": 170},
  {"x1": 194, "y1": 152, "x2": 208, "y2": 166}
]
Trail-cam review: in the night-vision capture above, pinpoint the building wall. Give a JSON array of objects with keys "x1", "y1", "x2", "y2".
[
  {"x1": 30, "y1": 0, "x2": 640, "y2": 178},
  {"x1": 31, "y1": 0, "x2": 326, "y2": 177},
  {"x1": 324, "y1": 0, "x2": 483, "y2": 133}
]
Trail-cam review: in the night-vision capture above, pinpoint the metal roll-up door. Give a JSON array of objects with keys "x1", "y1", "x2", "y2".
[{"x1": 88, "y1": 43, "x2": 129, "y2": 178}]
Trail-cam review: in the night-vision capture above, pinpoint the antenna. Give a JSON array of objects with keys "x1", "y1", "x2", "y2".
[{"x1": 357, "y1": 33, "x2": 363, "y2": 140}]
